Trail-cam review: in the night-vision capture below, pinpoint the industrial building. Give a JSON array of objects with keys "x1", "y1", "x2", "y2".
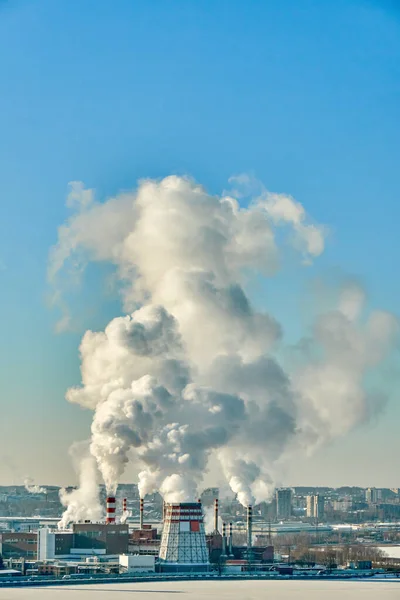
[
  {"x1": 159, "y1": 502, "x2": 210, "y2": 572},
  {"x1": 0, "y1": 494, "x2": 275, "y2": 576},
  {"x1": 119, "y1": 554, "x2": 155, "y2": 573},
  {"x1": 0, "y1": 532, "x2": 37, "y2": 559}
]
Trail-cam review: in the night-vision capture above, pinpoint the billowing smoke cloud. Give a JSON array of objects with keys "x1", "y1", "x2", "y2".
[
  {"x1": 50, "y1": 175, "x2": 398, "y2": 511},
  {"x1": 58, "y1": 442, "x2": 103, "y2": 529},
  {"x1": 24, "y1": 478, "x2": 46, "y2": 495}
]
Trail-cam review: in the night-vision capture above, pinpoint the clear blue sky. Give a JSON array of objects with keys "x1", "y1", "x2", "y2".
[{"x1": 0, "y1": 0, "x2": 399, "y2": 486}]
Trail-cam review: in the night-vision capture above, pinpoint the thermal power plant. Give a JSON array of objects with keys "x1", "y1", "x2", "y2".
[
  {"x1": 159, "y1": 502, "x2": 210, "y2": 572},
  {"x1": 106, "y1": 496, "x2": 116, "y2": 524}
]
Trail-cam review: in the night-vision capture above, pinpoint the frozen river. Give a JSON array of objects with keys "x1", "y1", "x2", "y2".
[{"x1": 1, "y1": 579, "x2": 400, "y2": 599}]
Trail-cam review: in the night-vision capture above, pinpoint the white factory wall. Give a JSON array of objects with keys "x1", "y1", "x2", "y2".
[
  {"x1": 119, "y1": 554, "x2": 155, "y2": 573},
  {"x1": 70, "y1": 548, "x2": 106, "y2": 555},
  {"x1": 37, "y1": 528, "x2": 55, "y2": 560}
]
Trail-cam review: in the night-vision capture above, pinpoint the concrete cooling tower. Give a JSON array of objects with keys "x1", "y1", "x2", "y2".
[{"x1": 159, "y1": 502, "x2": 210, "y2": 572}]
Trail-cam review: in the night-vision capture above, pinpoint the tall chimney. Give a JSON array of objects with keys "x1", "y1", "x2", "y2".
[
  {"x1": 106, "y1": 496, "x2": 116, "y2": 524},
  {"x1": 247, "y1": 505, "x2": 253, "y2": 556},
  {"x1": 214, "y1": 498, "x2": 219, "y2": 532},
  {"x1": 139, "y1": 498, "x2": 144, "y2": 529},
  {"x1": 229, "y1": 521, "x2": 233, "y2": 556},
  {"x1": 221, "y1": 521, "x2": 227, "y2": 556}
]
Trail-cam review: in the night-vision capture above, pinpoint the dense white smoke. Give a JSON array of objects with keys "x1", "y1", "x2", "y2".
[
  {"x1": 24, "y1": 478, "x2": 46, "y2": 495},
  {"x1": 58, "y1": 442, "x2": 103, "y2": 528},
  {"x1": 50, "y1": 175, "x2": 398, "y2": 511}
]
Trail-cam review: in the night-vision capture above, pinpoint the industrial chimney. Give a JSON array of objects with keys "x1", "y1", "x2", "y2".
[
  {"x1": 159, "y1": 502, "x2": 209, "y2": 571},
  {"x1": 214, "y1": 498, "x2": 219, "y2": 533},
  {"x1": 139, "y1": 498, "x2": 144, "y2": 529},
  {"x1": 106, "y1": 496, "x2": 116, "y2": 524},
  {"x1": 221, "y1": 522, "x2": 227, "y2": 557},
  {"x1": 247, "y1": 505, "x2": 252, "y2": 558}
]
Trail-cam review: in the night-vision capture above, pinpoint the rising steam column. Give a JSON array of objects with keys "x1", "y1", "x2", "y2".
[{"x1": 159, "y1": 502, "x2": 210, "y2": 572}]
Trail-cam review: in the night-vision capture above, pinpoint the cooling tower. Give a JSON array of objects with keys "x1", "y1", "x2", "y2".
[{"x1": 159, "y1": 502, "x2": 210, "y2": 572}]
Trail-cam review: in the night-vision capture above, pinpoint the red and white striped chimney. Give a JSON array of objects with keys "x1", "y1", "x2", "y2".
[
  {"x1": 139, "y1": 498, "x2": 144, "y2": 529},
  {"x1": 106, "y1": 496, "x2": 116, "y2": 524}
]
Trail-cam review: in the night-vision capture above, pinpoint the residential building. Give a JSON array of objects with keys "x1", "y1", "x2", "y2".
[
  {"x1": 275, "y1": 488, "x2": 292, "y2": 520},
  {"x1": 306, "y1": 495, "x2": 325, "y2": 519}
]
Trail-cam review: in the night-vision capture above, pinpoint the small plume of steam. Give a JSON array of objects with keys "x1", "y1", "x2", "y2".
[
  {"x1": 120, "y1": 510, "x2": 131, "y2": 524},
  {"x1": 24, "y1": 478, "x2": 45, "y2": 494},
  {"x1": 58, "y1": 442, "x2": 103, "y2": 529},
  {"x1": 50, "y1": 175, "x2": 398, "y2": 509}
]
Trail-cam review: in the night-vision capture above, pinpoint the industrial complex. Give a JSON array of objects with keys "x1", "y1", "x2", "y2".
[{"x1": 1, "y1": 485, "x2": 400, "y2": 588}]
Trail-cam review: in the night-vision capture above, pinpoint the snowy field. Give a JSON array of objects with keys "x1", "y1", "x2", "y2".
[
  {"x1": 379, "y1": 546, "x2": 400, "y2": 559},
  {"x1": 1, "y1": 579, "x2": 400, "y2": 600}
]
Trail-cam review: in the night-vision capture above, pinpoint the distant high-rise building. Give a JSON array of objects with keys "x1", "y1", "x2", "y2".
[
  {"x1": 276, "y1": 488, "x2": 292, "y2": 519},
  {"x1": 366, "y1": 488, "x2": 381, "y2": 504},
  {"x1": 306, "y1": 494, "x2": 325, "y2": 519}
]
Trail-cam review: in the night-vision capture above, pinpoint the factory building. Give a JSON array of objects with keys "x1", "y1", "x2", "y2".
[
  {"x1": 37, "y1": 528, "x2": 73, "y2": 560},
  {"x1": 119, "y1": 554, "x2": 155, "y2": 573},
  {"x1": 36, "y1": 523, "x2": 129, "y2": 560},
  {"x1": 72, "y1": 522, "x2": 129, "y2": 555},
  {"x1": 0, "y1": 532, "x2": 37, "y2": 559},
  {"x1": 129, "y1": 524, "x2": 160, "y2": 555}
]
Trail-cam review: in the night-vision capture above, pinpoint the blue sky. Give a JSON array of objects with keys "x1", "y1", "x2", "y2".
[{"x1": 0, "y1": 0, "x2": 399, "y2": 486}]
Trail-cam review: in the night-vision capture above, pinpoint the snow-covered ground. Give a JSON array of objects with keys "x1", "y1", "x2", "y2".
[
  {"x1": 2, "y1": 579, "x2": 400, "y2": 599},
  {"x1": 378, "y1": 546, "x2": 400, "y2": 559}
]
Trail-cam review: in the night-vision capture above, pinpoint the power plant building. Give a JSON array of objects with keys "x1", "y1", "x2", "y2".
[{"x1": 159, "y1": 502, "x2": 209, "y2": 571}]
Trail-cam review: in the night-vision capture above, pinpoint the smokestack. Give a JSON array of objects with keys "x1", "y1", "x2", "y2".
[
  {"x1": 214, "y1": 498, "x2": 219, "y2": 532},
  {"x1": 229, "y1": 521, "x2": 233, "y2": 556},
  {"x1": 222, "y1": 521, "x2": 227, "y2": 557},
  {"x1": 122, "y1": 498, "x2": 127, "y2": 513},
  {"x1": 139, "y1": 498, "x2": 144, "y2": 529},
  {"x1": 247, "y1": 505, "x2": 252, "y2": 557},
  {"x1": 106, "y1": 496, "x2": 116, "y2": 524}
]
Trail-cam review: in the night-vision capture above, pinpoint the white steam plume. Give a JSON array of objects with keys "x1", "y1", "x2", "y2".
[
  {"x1": 50, "y1": 175, "x2": 398, "y2": 508},
  {"x1": 24, "y1": 478, "x2": 46, "y2": 494},
  {"x1": 58, "y1": 442, "x2": 103, "y2": 528}
]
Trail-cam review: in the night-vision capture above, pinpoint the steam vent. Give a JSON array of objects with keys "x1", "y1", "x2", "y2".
[{"x1": 159, "y1": 502, "x2": 209, "y2": 572}]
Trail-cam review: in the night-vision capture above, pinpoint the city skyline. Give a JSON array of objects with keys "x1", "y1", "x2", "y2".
[{"x1": 1, "y1": 1, "x2": 400, "y2": 490}]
